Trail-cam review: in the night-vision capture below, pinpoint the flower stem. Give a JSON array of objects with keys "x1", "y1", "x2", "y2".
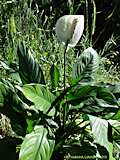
[
  {"x1": 63, "y1": 41, "x2": 68, "y2": 130},
  {"x1": 63, "y1": 41, "x2": 68, "y2": 91}
]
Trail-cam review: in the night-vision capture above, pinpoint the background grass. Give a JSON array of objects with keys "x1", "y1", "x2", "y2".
[{"x1": 0, "y1": 0, "x2": 120, "y2": 84}]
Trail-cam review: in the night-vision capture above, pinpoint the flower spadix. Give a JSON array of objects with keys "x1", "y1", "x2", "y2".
[{"x1": 55, "y1": 15, "x2": 84, "y2": 47}]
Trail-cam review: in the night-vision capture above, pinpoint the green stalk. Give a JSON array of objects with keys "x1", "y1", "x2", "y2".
[
  {"x1": 92, "y1": 0, "x2": 96, "y2": 36},
  {"x1": 63, "y1": 41, "x2": 68, "y2": 129},
  {"x1": 85, "y1": 0, "x2": 89, "y2": 37},
  {"x1": 63, "y1": 41, "x2": 68, "y2": 91}
]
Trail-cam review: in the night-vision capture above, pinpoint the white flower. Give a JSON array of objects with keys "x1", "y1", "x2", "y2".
[{"x1": 55, "y1": 15, "x2": 84, "y2": 47}]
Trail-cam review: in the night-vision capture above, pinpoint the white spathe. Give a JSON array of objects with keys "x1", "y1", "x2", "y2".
[{"x1": 55, "y1": 15, "x2": 84, "y2": 47}]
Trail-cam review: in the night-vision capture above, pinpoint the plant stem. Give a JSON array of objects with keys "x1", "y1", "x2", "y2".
[
  {"x1": 63, "y1": 41, "x2": 68, "y2": 130},
  {"x1": 63, "y1": 41, "x2": 68, "y2": 91}
]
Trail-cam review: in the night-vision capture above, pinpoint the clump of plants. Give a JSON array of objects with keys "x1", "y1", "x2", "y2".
[{"x1": 0, "y1": 12, "x2": 120, "y2": 160}]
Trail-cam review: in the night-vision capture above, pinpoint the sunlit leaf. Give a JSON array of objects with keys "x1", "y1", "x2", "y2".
[
  {"x1": 112, "y1": 109, "x2": 120, "y2": 120},
  {"x1": 16, "y1": 84, "x2": 56, "y2": 116},
  {"x1": 89, "y1": 115, "x2": 115, "y2": 160},
  {"x1": 50, "y1": 64, "x2": 60, "y2": 90},
  {"x1": 19, "y1": 125, "x2": 55, "y2": 160},
  {"x1": 72, "y1": 47, "x2": 99, "y2": 82}
]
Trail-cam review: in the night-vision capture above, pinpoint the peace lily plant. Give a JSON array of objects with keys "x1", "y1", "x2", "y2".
[{"x1": 0, "y1": 13, "x2": 119, "y2": 160}]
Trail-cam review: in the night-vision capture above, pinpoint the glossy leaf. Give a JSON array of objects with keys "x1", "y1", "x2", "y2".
[
  {"x1": 112, "y1": 109, "x2": 120, "y2": 120},
  {"x1": 0, "y1": 82, "x2": 9, "y2": 107},
  {"x1": 0, "y1": 82, "x2": 27, "y2": 136},
  {"x1": 89, "y1": 115, "x2": 115, "y2": 160},
  {"x1": 107, "y1": 83, "x2": 120, "y2": 94},
  {"x1": 50, "y1": 64, "x2": 60, "y2": 90},
  {"x1": 107, "y1": 83, "x2": 120, "y2": 99},
  {"x1": 69, "y1": 98, "x2": 118, "y2": 115},
  {"x1": 17, "y1": 41, "x2": 45, "y2": 84},
  {"x1": 108, "y1": 120, "x2": 120, "y2": 140},
  {"x1": 97, "y1": 87, "x2": 117, "y2": 105},
  {"x1": 16, "y1": 84, "x2": 56, "y2": 116},
  {"x1": 72, "y1": 47, "x2": 99, "y2": 82},
  {"x1": 19, "y1": 125, "x2": 55, "y2": 160},
  {"x1": 67, "y1": 83, "x2": 118, "y2": 115}
]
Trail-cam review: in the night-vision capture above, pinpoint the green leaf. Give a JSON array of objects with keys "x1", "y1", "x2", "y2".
[
  {"x1": 113, "y1": 142, "x2": 120, "y2": 156},
  {"x1": 112, "y1": 109, "x2": 120, "y2": 120},
  {"x1": 72, "y1": 47, "x2": 99, "y2": 82},
  {"x1": 67, "y1": 84, "x2": 95, "y2": 106},
  {"x1": 107, "y1": 83, "x2": 120, "y2": 99},
  {"x1": 0, "y1": 82, "x2": 27, "y2": 136},
  {"x1": 26, "y1": 118, "x2": 34, "y2": 133},
  {"x1": 89, "y1": 115, "x2": 115, "y2": 160},
  {"x1": 107, "y1": 83, "x2": 120, "y2": 94},
  {"x1": 70, "y1": 97, "x2": 118, "y2": 115},
  {"x1": 50, "y1": 64, "x2": 60, "y2": 90},
  {"x1": 0, "y1": 61, "x2": 11, "y2": 70},
  {"x1": 108, "y1": 120, "x2": 120, "y2": 133},
  {"x1": 19, "y1": 125, "x2": 55, "y2": 160},
  {"x1": 0, "y1": 82, "x2": 9, "y2": 107},
  {"x1": 67, "y1": 83, "x2": 118, "y2": 115},
  {"x1": 97, "y1": 87, "x2": 117, "y2": 105},
  {"x1": 17, "y1": 41, "x2": 45, "y2": 84},
  {"x1": 16, "y1": 84, "x2": 56, "y2": 116}
]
